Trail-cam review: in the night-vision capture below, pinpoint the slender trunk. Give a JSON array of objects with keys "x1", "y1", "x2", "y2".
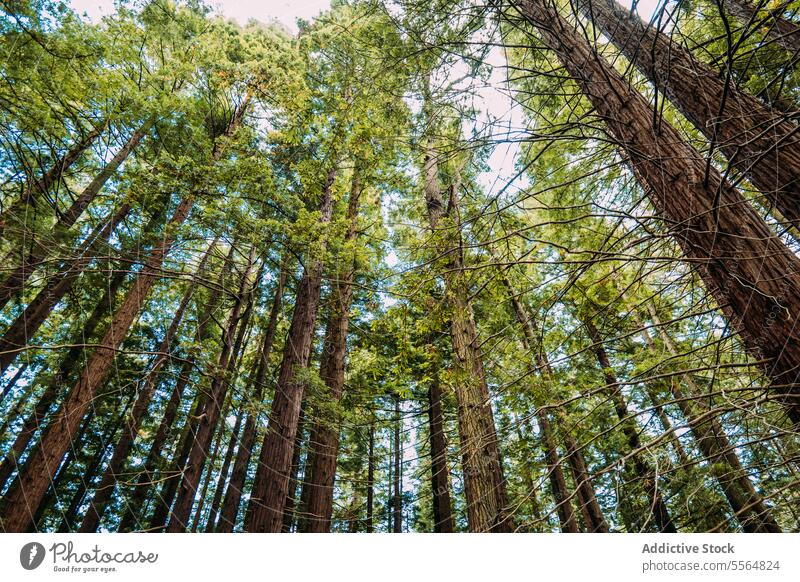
[
  {"x1": 0, "y1": 266, "x2": 127, "y2": 494},
  {"x1": 0, "y1": 195, "x2": 193, "y2": 532},
  {"x1": 280, "y1": 406, "x2": 306, "y2": 533},
  {"x1": 583, "y1": 318, "x2": 676, "y2": 532},
  {"x1": 393, "y1": 395, "x2": 402, "y2": 533},
  {"x1": 0, "y1": 203, "x2": 132, "y2": 375},
  {"x1": 166, "y1": 248, "x2": 257, "y2": 532},
  {"x1": 366, "y1": 415, "x2": 375, "y2": 533},
  {"x1": 0, "y1": 119, "x2": 153, "y2": 313},
  {"x1": 189, "y1": 399, "x2": 230, "y2": 532},
  {"x1": 642, "y1": 382, "x2": 690, "y2": 467},
  {"x1": 512, "y1": 0, "x2": 800, "y2": 423},
  {"x1": 217, "y1": 256, "x2": 289, "y2": 532},
  {"x1": 422, "y1": 135, "x2": 510, "y2": 532},
  {"x1": 0, "y1": 118, "x2": 107, "y2": 239},
  {"x1": 576, "y1": 0, "x2": 800, "y2": 231},
  {"x1": 300, "y1": 170, "x2": 362, "y2": 533},
  {"x1": 644, "y1": 304, "x2": 781, "y2": 532},
  {"x1": 77, "y1": 239, "x2": 218, "y2": 532},
  {"x1": 538, "y1": 411, "x2": 580, "y2": 532},
  {"x1": 726, "y1": 0, "x2": 800, "y2": 53},
  {"x1": 513, "y1": 413, "x2": 544, "y2": 527},
  {"x1": 428, "y1": 378, "x2": 455, "y2": 532},
  {"x1": 0, "y1": 363, "x2": 27, "y2": 405},
  {"x1": 206, "y1": 409, "x2": 243, "y2": 531},
  {"x1": 246, "y1": 168, "x2": 337, "y2": 533}
]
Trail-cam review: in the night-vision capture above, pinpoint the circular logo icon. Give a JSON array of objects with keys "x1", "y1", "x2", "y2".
[{"x1": 20, "y1": 542, "x2": 46, "y2": 570}]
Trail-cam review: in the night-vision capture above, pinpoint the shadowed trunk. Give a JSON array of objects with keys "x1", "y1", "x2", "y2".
[{"x1": 428, "y1": 377, "x2": 455, "y2": 532}]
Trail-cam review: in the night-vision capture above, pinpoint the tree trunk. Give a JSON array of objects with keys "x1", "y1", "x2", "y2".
[
  {"x1": 0, "y1": 195, "x2": 193, "y2": 532},
  {"x1": 300, "y1": 169, "x2": 363, "y2": 533},
  {"x1": 206, "y1": 409, "x2": 243, "y2": 531},
  {"x1": 217, "y1": 255, "x2": 289, "y2": 532},
  {"x1": 576, "y1": 0, "x2": 800, "y2": 231},
  {"x1": 583, "y1": 317, "x2": 677, "y2": 532},
  {"x1": 644, "y1": 303, "x2": 781, "y2": 532},
  {"x1": 512, "y1": 0, "x2": 800, "y2": 424},
  {"x1": 428, "y1": 378, "x2": 455, "y2": 532},
  {"x1": 166, "y1": 248, "x2": 257, "y2": 532},
  {"x1": 366, "y1": 415, "x2": 375, "y2": 533},
  {"x1": 422, "y1": 134, "x2": 510, "y2": 532},
  {"x1": 189, "y1": 398, "x2": 230, "y2": 532},
  {"x1": 280, "y1": 405, "x2": 306, "y2": 532},
  {"x1": 246, "y1": 168, "x2": 336, "y2": 533},
  {"x1": 726, "y1": 0, "x2": 800, "y2": 53},
  {"x1": 0, "y1": 202, "x2": 132, "y2": 375},
  {"x1": 537, "y1": 411, "x2": 580, "y2": 532},
  {"x1": 77, "y1": 238, "x2": 218, "y2": 532},
  {"x1": 0, "y1": 118, "x2": 108, "y2": 239},
  {"x1": 393, "y1": 395, "x2": 402, "y2": 533},
  {"x1": 0, "y1": 118, "x2": 153, "y2": 313}
]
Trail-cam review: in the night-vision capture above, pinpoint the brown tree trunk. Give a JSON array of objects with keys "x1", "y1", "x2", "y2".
[
  {"x1": 583, "y1": 318, "x2": 676, "y2": 532},
  {"x1": 428, "y1": 377, "x2": 455, "y2": 532},
  {"x1": 280, "y1": 406, "x2": 306, "y2": 532},
  {"x1": 0, "y1": 202, "x2": 132, "y2": 375},
  {"x1": 206, "y1": 409, "x2": 243, "y2": 531},
  {"x1": 189, "y1": 398, "x2": 230, "y2": 532},
  {"x1": 422, "y1": 135, "x2": 510, "y2": 532},
  {"x1": 726, "y1": 0, "x2": 800, "y2": 53},
  {"x1": 0, "y1": 118, "x2": 108, "y2": 239},
  {"x1": 366, "y1": 415, "x2": 375, "y2": 533},
  {"x1": 644, "y1": 304, "x2": 781, "y2": 532},
  {"x1": 166, "y1": 247, "x2": 257, "y2": 532},
  {"x1": 217, "y1": 255, "x2": 289, "y2": 532},
  {"x1": 576, "y1": 0, "x2": 800, "y2": 231},
  {"x1": 246, "y1": 168, "x2": 337, "y2": 533},
  {"x1": 300, "y1": 169, "x2": 363, "y2": 533},
  {"x1": 512, "y1": 0, "x2": 800, "y2": 424},
  {"x1": 77, "y1": 239, "x2": 218, "y2": 532},
  {"x1": 0, "y1": 118, "x2": 153, "y2": 313},
  {"x1": 393, "y1": 395, "x2": 402, "y2": 533},
  {"x1": 0, "y1": 195, "x2": 193, "y2": 532},
  {"x1": 537, "y1": 411, "x2": 580, "y2": 532}
]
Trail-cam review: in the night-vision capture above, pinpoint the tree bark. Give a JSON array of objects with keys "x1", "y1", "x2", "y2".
[
  {"x1": 576, "y1": 0, "x2": 800, "y2": 231},
  {"x1": 0, "y1": 195, "x2": 193, "y2": 532},
  {"x1": 393, "y1": 395, "x2": 402, "y2": 533},
  {"x1": 246, "y1": 168, "x2": 336, "y2": 533},
  {"x1": 726, "y1": 0, "x2": 800, "y2": 53},
  {"x1": 644, "y1": 303, "x2": 781, "y2": 532},
  {"x1": 512, "y1": 0, "x2": 800, "y2": 424},
  {"x1": 428, "y1": 377, "x2": 455, "y2": 532},
  {"x1": 300, "y1": 169, "x2": 363, "y2": 533},
  {"x1": 216, "y1": 255, "x2": 289, "y2": 532},
  {"x1": 583, "y1": 317, "x2": 677, "y2": 532},
  {"x1": 366, "y1": 415, "x2": 375, "y2": 533}
]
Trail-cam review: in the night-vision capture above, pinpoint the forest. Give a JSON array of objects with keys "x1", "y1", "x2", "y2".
[{"x1": 0, "y1": 0, "x2": 798, "y2": 534}]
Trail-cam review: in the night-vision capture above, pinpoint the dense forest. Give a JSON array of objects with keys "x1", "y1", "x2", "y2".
[{"x1": 0, "y1": 0, "x2": 798, "y2": 533}]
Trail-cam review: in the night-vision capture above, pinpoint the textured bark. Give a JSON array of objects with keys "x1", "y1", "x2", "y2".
[
  {"x1": 0, "y1": 118, "x2": 107, "y2": 239},
  {"x1": 583, "y1": 318, "x2": 676, "y2": 532},
  {"x1": 0, "y1": 118, "x2": 153, "y2": 313},
  {"x1": 576, "y1": 0, "x2": 800, "y2": 230},
  {"x1": 0, "y1": 265, "x2": 127, "y2": 494},
  {"x1": 645, "y1": 304, "x2": 781, "y2": 532},
  {"x1": 727, "y1": 0, "x2": 800, "y2": 53},
  {"x1": 280, "y1": 406, "x2": 306, "y2": 532},
  {"x1": 428, "y1": 378, "x2": 455, "y2": 532},
  {"x1": 0, "y1": 195, "x2": 193, "y2": 532},
  {"x1": 422, "y1": 136, "x2": 510, "y2": 532},
  {"x1": 217, "y1": 256, "x2": 288, "y2": 532},
  {"x1": 300, "y1": 170, "x2": 362, "y2": 533},
  {"x1": 246, "y1": 168, "x2": 336, "y2": 533},
  {"x1": 513, "y1": 0, "x2": 800, "y2": 423},
  {"x1": 77, "y1": 239, "x2": 218, "y2": 532},
  {"x1": 166, "y1": 248, "x2": 257, "y2": 532},
  {"x1": 0, "y1": 203, "x2": 131, "y2": 375}
]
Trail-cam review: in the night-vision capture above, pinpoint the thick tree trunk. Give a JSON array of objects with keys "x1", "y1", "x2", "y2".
[
  {"x1": 0, "y1": 203, "x2": 132, "y2": 375},
  {"x1": 246, "y1": 168, "x2": 336, "y2": 533},
  {"x1": 300, "y1": 170, "x2": 362, "y2": 533},
  {"x1": 512, "y1": 0, "x2": 800, "y2": 423},
  {"x1": 166, "y1": 248, "x2": 257, "y2": 532},
  {"x1": 0, "y1": 195, "x2": 193, "y2": 532},
  {"x1": 576, "y1": 0, "x2": 800, "y2": 230},
  {"x1": 428, "y1": 378, "x2": 455, "y2": 532},
  {"x1": 0, "y1": 118, "x2": 153, "y2": 313},
  {"x1": 422, "y1": 138, "x2": 510, "y2": 532},
  {"x1": 727, "y1": 0, "x2": 800, "y2": 53},
  {"x1": 644, "y1": 304, "x2": 781, "y2": 532},
  {"x1": 77, "y1": 239, "x2": 218, "y2": 532},
  {"x1": 583, "y1": 318, "x2": 676, "y2": 532},
  {"x1": 217, "y1": 256, "x2": 289, "y2": 532}
]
